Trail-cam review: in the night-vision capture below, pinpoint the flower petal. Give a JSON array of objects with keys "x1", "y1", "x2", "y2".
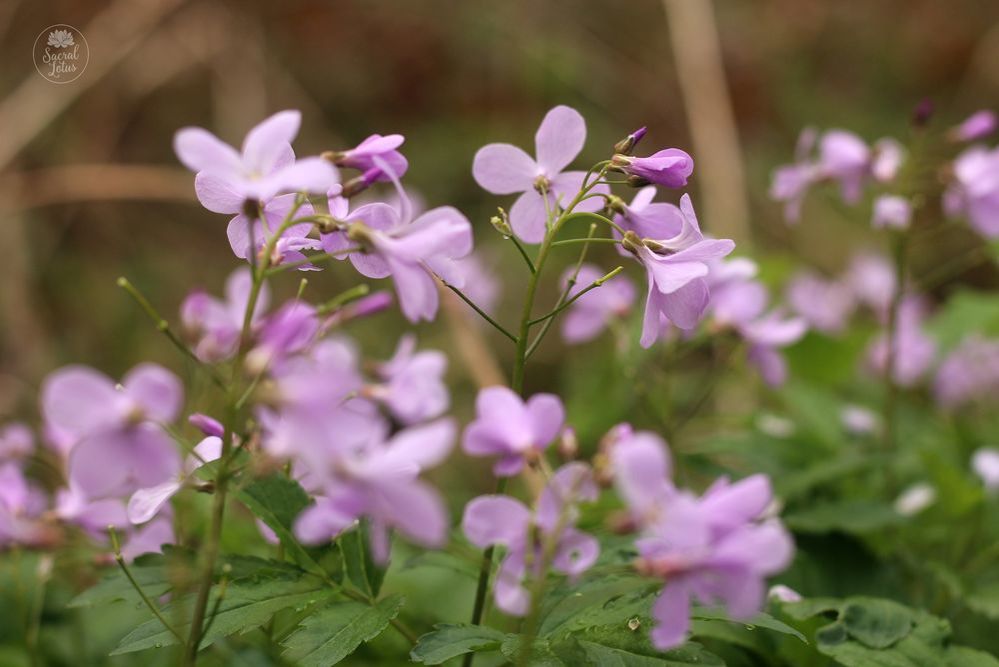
[
  {"x1": 173, "y1": 127, "x2": 242, "y2": 175},
  {"x1": 508, "y1": 189, "x2": 549, "y2": 244},
  {"x1": 472, "y1": 143, "x2": 538, "y2": 194},
  {"x1": 241, "y1": 110, "x2": 301, "y2": 174},
  {"x1": 462, "y1": 495, "x2": 530, "y2": 549},
  {"x1": 535, "y1": 106, "x2": 586, "y2": 175}
]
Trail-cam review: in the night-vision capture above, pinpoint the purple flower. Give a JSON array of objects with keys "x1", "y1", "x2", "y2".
[
  {"x1": 872, "y1": 195, "x2": 912, "y2": 230},
  {"x1": 126, "y1": 435, "x2": 223, "y2": 524},
  {"x1": 462, "y1": 386, "x2": 565, "y2": 476},
  {"x1": 610, "y1": 187, "x2": 692, "y2": 256},
  {"x1": 0, "y1": 422, "x2": 33, "y2": 460},
  {"x1": 867, "y1": 296, "x2": 938, "y2": 387},
  {"x1": 227, "y1": 194, "x2": 323, "y2": 269},
  {"x1": 472, "y1": 105, "x2": 609, "y2": 243},
  {"x1": 841, "y1": 405, "x2": 879, "y2": 436},
  {"x1": 367, "y1": 335, "x2": 449, "y2": 425},
  {"x1": 708, "y1": 259, "x2": 806, "y2": 386},
  {"x1": 972, "y1": 448, "x2": 999, "y2": 491},
  {"x1": 951, "y1": 110, "x2": 997, "y2": 142},
  {"x1": 616, "y1": 194, "x2": 735, "y2": 346},
  {"x1": 245, "y1": 300, "x2": 320, "y2": 374},
  {"x1": 770, "y1": 128, "x2": 819, "y2": 224},
  {"x1": 943, "y1": 145, "x2": 999, "y2": 238},
  {"x1": 294, "y1": 418, "x2": 455, "y2": 562},
  {"x1": 845, "y1": 252, "x2": 896, "y2": 318},
  {"x1": 560, "y1": 264, "x2": 636, "y2": 344},
  {"x1": 55, "y1": 485, "x2": 128, "y2": 539},
  {"x1": 181, "y1": 268, "x2": 270, "y2": 363},
  {"x1": 333, "y1": 134, "x2": 409, "y2": 182},
  {"x1": 934, "y1": 336, "x2": 999, "y2": 409},
  {"x1": 611, "y1": 432, "x2": 793, "y2": 650},
  {"x1": 174, "y1": 110, "x2": 336, "y2": 210},
  {"x1": 0, "y1": 463, "x2": 50, "y2": 547},
  {"x1": 119, "y1": 515, "x2": 175, "y2": 562},
  {"x1": 818, "y1": 130, "x2": 871, "y2": 204},
  {"x1": 871, "y1": 138, "x2": 906, "y2": 183},
  {"x1": 612, "y1": 148, "x2": 694, "y2": 188},
  {"x1": 786, "y1": 271, "x2": 855, "y2": 335},
  {"x1": 462, "y1": 463, "x2": 599, "y2": 615},
  {"x1": 322, "y1": 194, "x2": 473, "y2": 322},
  {"x1": 41, "y1": 364, "x2": 183, "y2": 499}
]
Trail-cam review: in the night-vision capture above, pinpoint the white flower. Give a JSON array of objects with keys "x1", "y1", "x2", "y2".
[{"x1": 47, "y1": 30, "x2": 74, "y2": 48}]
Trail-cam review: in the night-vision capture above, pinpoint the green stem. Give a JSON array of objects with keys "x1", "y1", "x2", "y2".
[
  {"x1": 444, "y1": 282, "x2": 517, "y2": 343},
  {"x1": 117, "y1": 277, "x2": 226, "y2": 390},
  {"x1": 527, "y1": 266, "x2": 623, "y2": 326},
  {"x1": 184, "y1": 198, "x2": 305, "y2": 666},
  {"x1": 881, "y1": 231, "x2": 908, "y2": 494},
  {"x1": 509, "y1": 235, "x2": 537, "y2": 274},
  {"x1": 109, "y1": 528, "x2": 184, "y2": 644},
  {"x1": 264, "y1": 246, "x2": 363, "y2": 275},
  {"x1": 550, "y1": 237, "x2": 620, "y2": 248}
]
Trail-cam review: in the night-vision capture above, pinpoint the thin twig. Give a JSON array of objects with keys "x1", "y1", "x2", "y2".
[
  {"x1": 443, "y1": 283, "x2": 517, "y2": 343},
  {"x1": 108, "y1": 527, "x2": 184, "y2": 644},
  {"x1": 527, "y1": 266, "x2": 624, "y2": 326}
]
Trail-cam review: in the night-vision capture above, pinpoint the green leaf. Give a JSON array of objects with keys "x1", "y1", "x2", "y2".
[
  {"x1": 947, "y1": 646, "x2": 999, "y2": 667},
  {"x1": 778, "y1": 597, "x2": 842, "y2": 621},
  {"x1": 926, "y1": 290, "x2": 999, "y2": 351},
  {"x1": 566, "y1": 625, "x2": 724, "y2": 667},
  {"x1": 784, "y1": 500, "x2": 904, "y2": 534},
  {"x1": 538, "y1": 572, "x2": 656, "y2": 637},
  {"x1": 69, "y1": 550, "x2": 182, "y2": 608},
  {"x1": 236, "y1": 473, "x2": 326, "y2": 574},
  {"x1": 500, "y1": 635, "x2": 567, "y2": 666},
  {"x1": 691, "y1": 607, "x2": 807, "y2": 643},
  {"x1": 110, "y1": 565, "x2": 331, "y2": 655},
  {"x1": 965, "y1": 582, "x2": 999, "y2": 620},
  {"x1": 410, "y1": 624, "x2": 508, "y2": 664},
  {"x1": 840, "y1": 598, "x2": 913, "y2": 649},
  {"x1": 340, "y1": 522, "x2": 386, "y2": 598},
  {"x1": 282, "y1": 594, "x2": 404, "y2": 666}
]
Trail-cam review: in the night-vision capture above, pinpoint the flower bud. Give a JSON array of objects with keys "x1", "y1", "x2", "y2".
[
  {"x1": 620, "y1": 230, "x2": 644, "y2": 256},
  {"x1": 912, "y1": 98, "x2": 934, "y2": 128},
  {"x1": 613, "y1": 126, "x2": 648, "y2": 155},
  {"x1": 490, "y1": 208, "x2": 513, "y2": 237},
  {"x1": 557, "y1": 427, "x2": 578, "y2": 461}
]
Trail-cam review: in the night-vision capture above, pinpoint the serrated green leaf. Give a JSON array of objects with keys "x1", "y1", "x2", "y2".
[
  {"x1": 340, "y1": 522, "x2": 386, "y2": 598},
  {"x1": 110, "y1": 566, "x2": 331, "y2": 655},
  {"x1": 69, "y1": 551, "x2": 180, "y2": 609},
  {"x1": 281, "y1": 594, "x2": 404, "y2": 666},
  {"x1": 500, "y1": 635, "x2": 567, "y2": 666},
  {"x1": 235, "y1": 473, "x2": 328, "y2": 575},
  {"x1": 947, "y1": 646, "x2": 999, "y2": 667},
  {"x1": 778, "y1": 597, "x2": 842, "y2": 621},
  {"x1": 539, "y1": 572, "x2": 656, "y2": 637},
  {"x1": 568, "y1": 627, "x2": 724, "y2": 667},
  {"x1": 410, "y1": 624, "x2": 508, "y2": 664}
]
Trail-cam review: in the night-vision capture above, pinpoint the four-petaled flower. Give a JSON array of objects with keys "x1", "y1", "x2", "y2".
[{"x1": 472, "y1": 105, "x2": 610, "y2": 243}]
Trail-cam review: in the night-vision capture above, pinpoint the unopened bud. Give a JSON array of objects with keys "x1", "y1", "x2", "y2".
[
  {"x1": 626, "y1": 174, "x2": 651, "y2": 188},
  {"x1": 606, "y1": 194, "x2": 628, "y2": 216},
  {"x1": 620, "y1": 230, "x2": 643, "y2": 256},
  {"x1": 613, "y1": 126, "x2": 647, "y2": 155},
  {"x1": 608, "y1": 511, "x2": 637, "y2": 534},
  {"x1": 912, "y1": 98, "x2": 934, "y2": 128},
  {"x1": 558, "y1": 427, "x2": 578, "y2": 461},
  {"x1": 490, "y1": 208, "x2": 513, "y2": 236}
]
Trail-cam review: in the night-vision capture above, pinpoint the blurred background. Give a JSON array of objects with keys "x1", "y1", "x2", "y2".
[{"x1": 1, "y1": 0, "x2": 999, "y2": 418}]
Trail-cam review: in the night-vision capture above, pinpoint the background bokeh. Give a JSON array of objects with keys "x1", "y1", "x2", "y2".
[{"x1": 2, "y1": 0, "x2": 999, "y2": 419}]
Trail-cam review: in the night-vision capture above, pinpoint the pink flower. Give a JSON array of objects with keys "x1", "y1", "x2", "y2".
[
  {"x1": 472, "y1": 105, "x2": 610, "y2": 243},
  {"x1": 872, "y1": 195, "x2": 912, "y2": 230},
  {"x1": 174, "y1": 110, "x2": 336, "y2": 210},
  {"x1": 612, "y1": 148, "x2": 694, "y2": 188},
  {"x1": 787, "y1": 271, "x2": 855, "y2": 335},
  {"x1": 462, "y1": 386, "x2": 565, "y2": 477},
  {"x1": 943, "y1": 145, "x2": 999, "y2": 239},
  {"x1": 611, "y1": 430, "x2": 793, "y2": 650},
  {"x1": 0, "y1": 423, "x2": 33, "y2": 460},
  {"x1": 867, "y1": 296, "x2": 938, "y2": 387},
  {"x1": 462, "y1": 463, "x2": 599, "y2": 615},
  {"x1": 333, "y1": 134, "x2": 409, "y2": 182},
  {"x1": 181, "y1": 268, "x2": 270, "y2": 363},
  {"x1": 951, "y1": 110, "x2": 997, "y2": 142},
  {"x1": 367, "y1": 335, "x2": 449, "y2": 425},
  {"x1": 41, "y1": 364, "x2": 183, "y2": 500}
]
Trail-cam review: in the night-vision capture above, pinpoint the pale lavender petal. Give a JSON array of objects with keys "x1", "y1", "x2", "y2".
[
  {"x1": 122, "y1": 364, "x2": 183, "y2": 423},
  {"x1": 194, "y1": 172, "x2": 244, "y2": 214},
  {"x1": 494, "y1": 550, "x2": 530, "y2": 616},
  {"x1": 508, "y1": 189, "x2": 549, "y2": 243},
  {"x1": 525, "y1": 393, "x2": 565, "y2": 447},
  {"x1": 553, "y1": 528, "x2": 599, "y2": 576},
  {"x1": 294, "y1": 493, "x2": 364, "y2": 544},
  {"x1": 41, "y1": 366, "x2": 123, "y2": 436},
  {"x1": 650, "y1": 583, "x2": 691, "y2": 650},
  {"x1": 387, "y1": 257, "x2": 438, "y2": 322},
  {"x1": 535, "y1": 105, "x2": 586, "y2": 175},
  {"x1": 611, "y1": 430, "x2": 672, "y2": 516},
  {"x1": 661, "y1": 279, "x2": 709, "y2": 329},
  {"x1": 747, "y1": 345, "x2": 788, "y2": 387},
  {"x1": 462, "y1": 495, "x2": 530, "y2": 548},
  {"x1": 472, "y1": 143, "x2": 538, "y2": 194},
  {"x1": 241, "y1": 110, "x2": 301, "y2": 174},
  {"x1": 127, "y1": 480, "x2": 181, "y2": 524},
  {"x1": 120, "y1": 516, "x2": 174, "y2": 563},
  {"x1": 363, "y1": 419, "x2": 455, "y2": 478},
  {"x1": 173, "y1": 127, "x2": 242, "y2": 175},
  {"x1": 370, "y1": 479, "x2": 448, "y2": 552}
]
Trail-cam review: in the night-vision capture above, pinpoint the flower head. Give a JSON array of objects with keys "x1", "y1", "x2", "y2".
[
  {"x1": 872, "y1": 194, "x2": 912, "y2": 230},
  {"x1": 472, "y1": 105, "x2": 609, "y2": 243},
  {"x1": 462, "y1": 387, "x2": 565, "y2": 476},
  {"x1": 934, "y1": 336, "x2": 999, "y2": 409},
  {"x1": 367, "y1": 335, "x2": 449, "y2": 425},
  {"x1": 462, "y1": 463, "x2": 599, "y2": 615},
  {"x1": 331, "y1": 134, "x2": 409, "y2": 182},
  {"x1": 611, "y1": 431, "x2": 793, "y2": 650},
  {"x1": 181, "y1": 268, "x2": 270, "y2": 362},
  {"x1": 0, "y1": 423, "x2": 33, "y2": 461},
  {"x1": 41, "y1": 364, "x2": 183, "y2": 499},
  {"x1": 787, "y1": 271, "x2": 855, "y2": 335},
  {"x1": 867, "y1": 296, "x2": 937, "y2": 387},
  {"x1": 943, "y1": 145, "x2": 999, "y2": 239},
  {"x1": 174, "y1": 110, "x2": 336, "y2": 211},
  {"x1": 972, "y1": 448, "x2": 999, "y2": 491},
  {"x1": 950, "y1": 110, "x2": 997, "y2": 142}
]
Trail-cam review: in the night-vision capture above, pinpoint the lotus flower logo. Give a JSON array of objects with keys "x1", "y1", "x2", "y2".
[{"x1": 47, "y1": 29, "x2": 74, "y2": 48}]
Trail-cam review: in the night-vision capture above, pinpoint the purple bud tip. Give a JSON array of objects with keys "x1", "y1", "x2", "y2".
[
  {"x1": 913, "y1": 98, "x2": 934, "y2": 127},
  {"x1": 189, "y1": 413, "x2": 225, "y2": 438},
  {"x1": 352, "y1": 291, "x2": 394, "y2": 318},
  {"x1": 632, "y1": 126, "x2": 648, "y2": 143}
]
